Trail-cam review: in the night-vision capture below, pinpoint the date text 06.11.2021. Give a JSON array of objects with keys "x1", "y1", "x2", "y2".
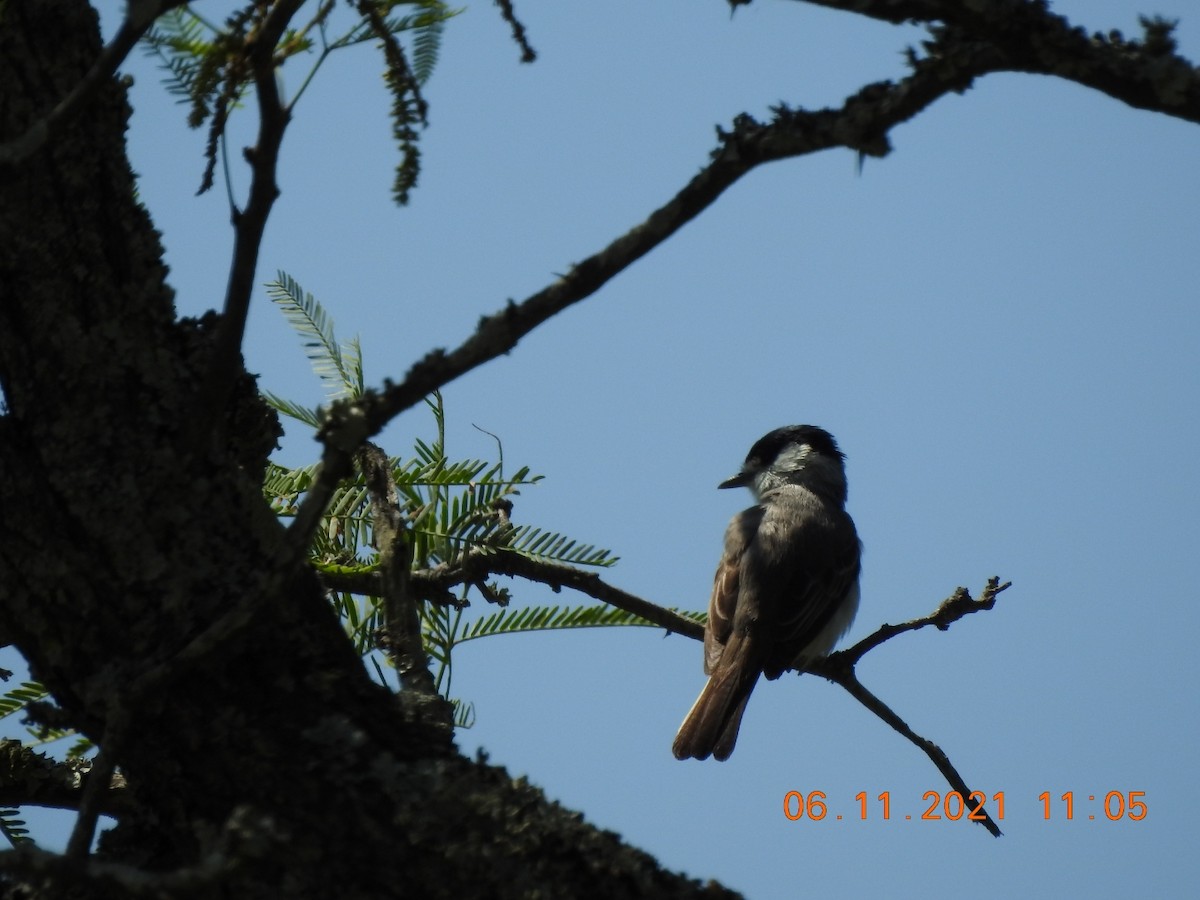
[{"x1": 782, "y1": 791, "x2": 1148, "y2": 822}]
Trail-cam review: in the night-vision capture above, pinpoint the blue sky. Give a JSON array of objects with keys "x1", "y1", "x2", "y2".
[{"x1": 17, "y1": 0, "x2": 1196, "y2": 895}]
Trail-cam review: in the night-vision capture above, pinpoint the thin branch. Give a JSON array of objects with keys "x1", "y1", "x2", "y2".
[
  {"x1": 492, "y1": 0, "x2": 537, "y2": 63},
  {"x1": 835, "y1": 669, "x2": 1003, "y2": 837},
  {"x1": 184, "y1": 0, "x2": 306, "y2": 453},
  {"x1": 319, "y1": 550, "x2": 706, "y2": 640},
  {"x1": 0, "y1": 0, "x2": 185, "y2": 165},
  {"x1": 287, "y1": 444, "x2": 357, "y2": 555},
  {"x1": 807, "y1": 578, "x2": 1010, "y2": 836},
  {"x1": 835, "y1": 577, "x2": 1010, "y2": 665},
  {"x1": 287, "y1": 1, "x2": 339, "y2": 108}
]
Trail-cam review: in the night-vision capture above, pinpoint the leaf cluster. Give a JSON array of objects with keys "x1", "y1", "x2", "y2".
[
  {"x1": 0, "y1": 684, "x2": 94, "y2": 846},
  {"x1": 139, "y1": 1, "x2": 458, "y2": 201},
  {"x1": 0, "y1": 683, "x2": 90, "y2": 760},
  {"x1": 141, "y1": 4, "x2": 261, "y2": 193},
  {"x1": 260, "y1": 274, "x2": 637, "y2": 725}
]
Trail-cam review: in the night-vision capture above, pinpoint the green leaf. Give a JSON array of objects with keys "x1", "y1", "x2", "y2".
[
  {"x1": 141, "y1": 7, "x2": 214, "y2": 102},
  {"x1": 458, "y1": 603, "x2": 700, "y2": 644},
  {"x1": 66, "y1": 736, "x2": 94, "y2": 760},
  {"x1": 258, "y1": 311, "x2": 633, "y2": 733},
  {"x1": 503, "y1": 524, "x2": 618, "y2": 567},
  {"x1": 449, "y1": 698, "x2": 475, "y2": 729},
  {"x1": 0, "y1": 683, "x2": 48, "y2": 720},
  {"x1": 0, "y1": 809, "x2": 32, "y2": 847},
  {"x1": 261, "y1": 390, "x2": 323, "y2": 428},
  {"x1": 262, "y1": 461, "x2": 320, "y2": 516},
  {"x1": 265, "y1": 271, "x2": 363, "y2": 401}
]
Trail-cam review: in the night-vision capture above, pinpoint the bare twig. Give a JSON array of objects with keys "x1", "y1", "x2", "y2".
[
  {"x1": 833, "y1": 668, "x2": 1004, "y2": 837},
  {"x1": 836, "y1": 578, "x2": 1010, "y2": 665},
  {"x1": 301, "y1": 4, "x2": 1200, "y2": 455},
  {"x1": 493, "y1": 0, "x2": 537, "y2": 63},
  {"x1": 808, "y1": 578, "x2": 1010, "y2": 836},
  {"x1": 288, "y1": 441, "x2": 358, "y2": 555}
]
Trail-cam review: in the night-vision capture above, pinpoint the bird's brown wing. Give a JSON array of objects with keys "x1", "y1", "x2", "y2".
[
  {"x1": 702, "y1": 505, "x2": 760, "y2": 673},
  {"x1": 673, "y1": 507, "x2": 766, "y2": 761}
]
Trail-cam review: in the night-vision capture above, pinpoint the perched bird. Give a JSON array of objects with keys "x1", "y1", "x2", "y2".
[{"x1": 672, "y1": 425, "x2": 862, "y2": 761}]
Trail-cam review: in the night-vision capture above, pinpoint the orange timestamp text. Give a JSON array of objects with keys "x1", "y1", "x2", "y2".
[{"x1": 782, "y1": 790, "x2": 1148, "y2": 822}]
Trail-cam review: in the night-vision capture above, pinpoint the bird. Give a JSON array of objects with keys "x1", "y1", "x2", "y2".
[{"x1": 672, "y1": 425, "x2": 862, "y2": 761}]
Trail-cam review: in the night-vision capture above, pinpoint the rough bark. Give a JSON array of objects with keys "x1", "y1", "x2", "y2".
[{"x1": 0, "y1": 3, "x2": 733, "y2": 897}]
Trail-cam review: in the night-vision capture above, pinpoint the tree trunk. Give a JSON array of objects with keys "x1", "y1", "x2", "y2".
[{"x1": 0, "y1": 2, "x2": 733, "y2": 897}]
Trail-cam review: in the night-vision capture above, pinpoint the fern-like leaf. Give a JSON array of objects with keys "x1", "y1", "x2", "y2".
[
  {"x1": 260, "y1": 390, "x2": 323, "y2": 428},
  {"x1": 0, "y1": 683, "x2": 48, "y2": 720},
  {"x1": 411, "y1": 13, "x2": 446, "y2": 85},
  {"x1": 0, "y1": 810, "x2": 31, "y2": 847},
  {"x1": 66, "y1": 736, "x2": 94, "y2": 760},
  {"x1": 262, "y1": 461, "x2": 320, "y2": 516},
  {"x1": 141, "y1": 7, "x2": 213, "y2": 103},
  {"x1": 458, "y1": 604, "x2": 702, "y2": 644},
  {"x1": 501, "y1": 524, "x2": 618, "y2": 567},
  {"x1": 266, "y1": 271, "x2": 363, "y2": 401},
  {"x1": 450, "y1": 698, "x2": 475, "y2": 729}
]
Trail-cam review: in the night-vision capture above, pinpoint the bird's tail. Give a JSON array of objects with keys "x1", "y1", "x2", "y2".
[{"x1": 672, "y1": 652, "x2": 760, "y2": 761}]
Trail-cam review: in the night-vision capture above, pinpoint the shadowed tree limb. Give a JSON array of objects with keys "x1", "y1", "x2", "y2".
[
  {"x1": 797, "y1": 0, "x2": 1200, "y2": 123},
  {"x1": 0, "y1": 742, "x2": 128, "y2": 817},
  {"x1": 316, "y1": 5, "x2": 1200, "y2": 459},
  {"x1": 492, "y1": 0, "x2": 537, "y2": 63},
  {"x1": 0, "y1": 0, "x2": 186, "y2": 165},
  {"x1": 318, "y1": 550, "x2": 706, "y2": 640}
]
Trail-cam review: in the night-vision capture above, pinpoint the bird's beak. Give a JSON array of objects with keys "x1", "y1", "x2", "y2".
[{"x1": 718, "y1": 470, "x2": 752, "y2": 490}]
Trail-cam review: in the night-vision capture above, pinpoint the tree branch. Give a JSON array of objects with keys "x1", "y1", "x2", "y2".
[
  {"x1": 807, "y1": 578, "x2": 1011, "y2": 837},
  {"x1": 835, "y1": 577, "x2": 1009, "y2": 665},
  {"x1": 492, "y1": 0, "x2": 537, "y2": 63},
  {"x1": 306, "y1": 1, "x2": 1200, "y2": 462},
  {"x1": 834, "y1": 669, "x2": 1003, "y2": 836},
  {"x1": 185, "y1": 0, "x2": 307, "y2": 452},
  {"x1": 319, "y1": 551, "x2": 706, "y2": 641},
  {"x1": 0, "y1": 741, "x2": 128, "y2": 817},
  {"x1": 64, "y1": 737, "x2": 119, "y2": 860},
  {"x1": 798, "y1": 0, "x2": 1200, "y2": 124},
  {"x1": 0, "y1": 808, "x2": 270, "y2": 897},
  {"x1": 311, "y1": 21, "x2": 1009, "y2": 452},
  {"x1": 0, "y1": 0, "x2": 184, "y2": 166}
]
